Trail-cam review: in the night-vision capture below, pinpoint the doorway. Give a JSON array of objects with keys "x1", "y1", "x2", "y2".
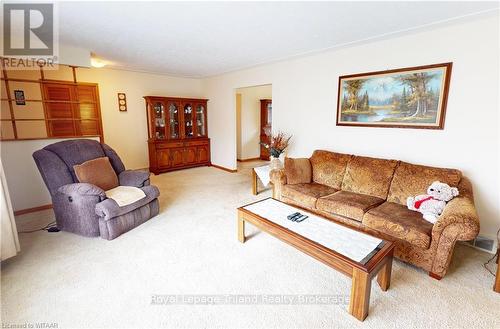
[{"x1": 235, "y1": 84, "x2": 272, "y2": 162}]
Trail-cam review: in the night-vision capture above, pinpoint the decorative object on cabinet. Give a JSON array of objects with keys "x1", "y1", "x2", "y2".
[
  {"x1": 336, "y1": 62, "x2": 452, "y2": 129},
  {"x1": 144, "y1": 96, "x2": 210, "y2": 174},
  {"x1": 117, "y1": 93, "x2": 127, "y2": 112}
]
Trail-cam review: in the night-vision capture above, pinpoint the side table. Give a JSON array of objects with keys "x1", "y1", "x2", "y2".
[{"x1": 252, "y1": 165, "x2": 271, "y2": 195}]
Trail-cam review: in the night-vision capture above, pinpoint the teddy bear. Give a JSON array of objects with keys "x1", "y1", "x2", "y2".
[{"x1": 407, "y1": 181, "x2": 459, "y2": 224}]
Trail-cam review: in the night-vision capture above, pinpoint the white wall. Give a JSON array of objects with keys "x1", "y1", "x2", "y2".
[
  {"x1": 236, "y1": 85, "x2": 272, "y2": 160},
  {"x1": 1, "y1": 67, "x2": 203, "y2": 211},
  {"x1": 203, "y1": 15, "x2": 500, "y2": 237},
  {"x1": 1, "y1": 137, "x2": 99, "y2": 211}
]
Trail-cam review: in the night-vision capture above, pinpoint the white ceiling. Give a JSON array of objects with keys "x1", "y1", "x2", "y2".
[{"x1": 59, "y1": 1, "x2": 499, "y2": 78}]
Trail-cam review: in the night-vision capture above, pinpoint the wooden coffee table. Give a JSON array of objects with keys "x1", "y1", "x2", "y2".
[{"x1": 237, "y1": 198, "x2": 394, "y2": 321}]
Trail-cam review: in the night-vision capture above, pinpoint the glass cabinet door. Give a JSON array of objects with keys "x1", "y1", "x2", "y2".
[
  {"x1": 183, "y1": 102, "x2": 194, "y2": 138},
  {"x1": 168, "y1": 102, "x2": 180, "y2": 139},
  {"x1": 266, "y1": 101, "x2": 272, "y2": 126},
  {"x1": 195, "y1": 104, "x2": 206, "y2": 137},
  {"x1": 153, "y1": 102, "x2": 166, "y2": 139}
]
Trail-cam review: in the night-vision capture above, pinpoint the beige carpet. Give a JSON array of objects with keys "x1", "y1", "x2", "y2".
[{"x1": 2, "y1": 163, "x2": 499, "y2": 329}]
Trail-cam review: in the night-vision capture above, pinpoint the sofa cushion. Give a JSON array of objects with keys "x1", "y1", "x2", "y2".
[
  {"x1": 387, "y1": 162, "x2": 462, "y2": 205},
  {"x1": 363, "y1": 202, "x2": 434, "y2": 249},
  {"x1": 317, "y1": 191, "x2": 385, "y2": 222},
  {"x1": 309, "y1": 150, "x2": 352, "y2": 189},
  {"x1": 284, "y1": 157, "x2": 312, "y2": 185},
  {"x1": 341, "y1": 156, "x2": 398, "y2": 199},
  {"x1": 281, "y1": 183, "x2": 338, "y2": 209},
  {"x1": 74, "y1": 157, "x2": 119, "y2": 191}
]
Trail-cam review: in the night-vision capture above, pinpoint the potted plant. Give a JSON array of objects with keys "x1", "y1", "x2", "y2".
[{"x1": 260, "y1": 130, "x2": 292, "y2": 169}]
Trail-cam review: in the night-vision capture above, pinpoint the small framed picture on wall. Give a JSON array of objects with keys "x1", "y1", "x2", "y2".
[
  {"x1": 117, "y1": 93, "x2": 127, "y2": 112},
  {"x1": 14, "y1": 90, "x2": 26, "y2": 105}
]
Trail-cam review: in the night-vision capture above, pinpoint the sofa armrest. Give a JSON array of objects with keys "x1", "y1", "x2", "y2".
[
  {"x1": 270, "y1": 168, "x2": 287, "y2": 185},
  {"x1": 432, "y1": 177, "x2": 479, "y2": 241},
  {"x1": 119, "y1": 169, "x2": 150, "y2": 187},
  {"x1": 58, "y1": 183, "x2": 106, "y2": 198},
  {"x1": 270, "y1": 168, "x2": 287, "y2": 200}
]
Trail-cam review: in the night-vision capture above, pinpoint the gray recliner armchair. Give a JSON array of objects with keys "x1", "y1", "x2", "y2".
[{"x1": 33, "y1": 139, "x2": 160, "y2": 240}]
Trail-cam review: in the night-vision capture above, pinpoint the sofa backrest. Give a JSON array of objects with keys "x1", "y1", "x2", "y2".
[
  {"x1": 309, "y1": 150, "x2": 351, "y2": 189},
  {"x1": 387, "y1": 162, "x2": 462, "y2": 205},
  {"x1": 307, "y1": 149, "x2": 463, "y2": 203},
  {"x1": 341, "y1": 156, "x2": 399, "y2": 199}
]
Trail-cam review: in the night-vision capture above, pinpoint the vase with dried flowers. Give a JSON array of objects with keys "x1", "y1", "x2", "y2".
[{"x1": 260, "y1": 130, "x2": 292, "y2": 170}]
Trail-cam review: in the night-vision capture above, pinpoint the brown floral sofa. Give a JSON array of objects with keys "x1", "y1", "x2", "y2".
[{"x1": 270, "y1": 150, "x2": 480, "y2": 279}]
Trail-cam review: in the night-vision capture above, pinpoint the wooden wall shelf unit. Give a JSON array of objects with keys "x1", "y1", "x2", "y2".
[
  {"x1": 1, "y1": 59, "x2": 103, "y2": 142},
  {"x1": 145, "y1": 96, "x2": 210, "y2": 174}
]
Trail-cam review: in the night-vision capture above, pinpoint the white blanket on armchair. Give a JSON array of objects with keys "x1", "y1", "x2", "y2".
[{"x1": 105, "y1": 186, "x2": 146, "y2": 207}]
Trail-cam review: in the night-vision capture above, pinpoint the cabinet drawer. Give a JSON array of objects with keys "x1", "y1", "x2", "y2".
[
  {"x1": 185, "y1": 139, "x2": 209, "y2": 147},
  {"x1": 156, "y1": 141, "x2": 184, "y2": 149}
]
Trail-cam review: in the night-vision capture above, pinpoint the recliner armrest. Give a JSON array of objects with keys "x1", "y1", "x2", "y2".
[
  {"x1": 58, "y1": 183, "x2": 106, "y2": 198},
  {"x1": 95, "y1": 185, "x2": 160, "y2": 220},
  {"x1": 119, "y1": 169, "x2": 150, "y2": 187}
]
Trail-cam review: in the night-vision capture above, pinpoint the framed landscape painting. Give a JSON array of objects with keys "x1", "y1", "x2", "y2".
[{"x1": 336, "y1": 63, "x2": 452, "y2": 129}]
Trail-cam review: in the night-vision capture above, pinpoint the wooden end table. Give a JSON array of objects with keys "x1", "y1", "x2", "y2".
[
  {"x1": 237, "y1": 198, "x2": 394, "y2": 321},
  {"x1": 252, "y1": 165, "x2": 271, "y2": 195},
  {"x1": 252, "y1": 169, "x2": 258, "y2": 195}
]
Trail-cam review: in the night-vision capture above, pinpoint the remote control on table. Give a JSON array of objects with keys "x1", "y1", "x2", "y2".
[{"x1": 295, "y1": 215, "x2": 308, "y2": 222}]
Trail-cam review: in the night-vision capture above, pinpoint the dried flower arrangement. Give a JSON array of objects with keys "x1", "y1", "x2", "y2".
[{"x1": 260, "y1": 130, "x2": 292, "y2": 158}]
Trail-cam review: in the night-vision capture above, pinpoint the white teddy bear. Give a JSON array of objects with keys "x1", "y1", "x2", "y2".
[{"x1": 407, "y1": 181, "x2": 459, "y2": 224}]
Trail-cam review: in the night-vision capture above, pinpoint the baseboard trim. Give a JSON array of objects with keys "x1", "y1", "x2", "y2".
[
  {"x1": 237, "y1": 157, "x2": 261, "y2": 162},
  {"x1": 211, "y1": 164, "x2": 237, "y2": 173},
  {"x1": 14, "y1": 204, "x2": 53, "y2": 216}
]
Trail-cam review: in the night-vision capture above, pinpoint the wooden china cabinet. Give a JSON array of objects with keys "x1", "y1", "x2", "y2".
[
  {"x1": 145, "y1": 96, "x2": 210, "y2": 174},
  {"x1": 259, "y1": 99, "x2": 272, "y2": 160}
]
